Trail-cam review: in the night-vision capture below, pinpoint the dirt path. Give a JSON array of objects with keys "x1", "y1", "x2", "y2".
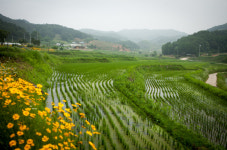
[
  {"x1": 206, "y1": 73, "x2": 217, "y2": 87},
  {"x1": 180, "y1": 57, "x2": 189, "y2": 60}
]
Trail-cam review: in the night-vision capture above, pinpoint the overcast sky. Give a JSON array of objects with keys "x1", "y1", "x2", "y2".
[{"x1": 1, "y1": 0, "x2": 227, "y2": 34}]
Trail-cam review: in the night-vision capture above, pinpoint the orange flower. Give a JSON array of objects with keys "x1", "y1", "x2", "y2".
[
  {"x1": 89, "y1": 141, "x2": 97, "y2": 150},
  {"x1": 9, "y1": 140, "x2": 17, "y2": 147},
  {"x1": 37, "y1": 84, "x2": 42, "y2": 88},
  {"x1": 46, "y1": 128, "x2": 51, "y2": 133},
  {"x1": 25, "y1": 108, "x2": 31, "y2": 111},
  {"x1": 45, "y1": 107, "x2": 51, "y2": 113},
  {"x1": 30, "y1": 113, "x2": 36, "y2": 118},
  {"x1": 42, "y1": 135, "x2": 49, "y2": 142},
  {"x1": 7, "y1": 122, "x2": 14, "y2": 129},
  {"x1": 79, "y1": 113, "x2": 85, "y2": 118},
  {"x1": 24, "y1": 144, "x2": 31, "y2": 150},
  {"x1": 93, "y1": 132, "x2": 101, "y2": 135},
  {"x1": 36, "y1": 132, "x2": 42, "y2": 136},
  {"x1": 76, "y1": 103, "x2": 81, "y2": 106},
  {"x1": 23, "y1": 110, "x2": 30, "y2": 116},
  {"x1": 17, "y1": 131, "x2": 24, "y2": 136},
  {"x1": 13, "y1": 114, "x2": 20, "y2": 120},
  {"x1": 91, "y1": 125, "x2": 96, "y2": 131},
  {"x1": 10, "y1": 133, "x2": 15, "y2": 138},
  {"x1": 85, "y1": 120, "x2": 90, "y2": 125},
  {"x1": 27, "y1": 139, "x2": 33, "y2": 145},
  {"x1": 19, "y1": 125, "x2": 27, "y2": 131},
  {"x1": 78, "y1": 141, "x2": 83, "y2": 144},
  {"x1": 86, "y1": 131, "x2": 92, "y2": 136},
  {"x1": 18, "y1": 139, "x2": 25, "y2": 144}
]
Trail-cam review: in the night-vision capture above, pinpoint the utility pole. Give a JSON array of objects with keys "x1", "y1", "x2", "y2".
[
  {"x1": 30, "y1": 33, "x2": 31, "y2": 44},
  {"x1": 199, "y1": 44, "x2": 201, "y2": 57},
  {"x1": 37, "y1": 31, "x2": 38, "y2": 40}
]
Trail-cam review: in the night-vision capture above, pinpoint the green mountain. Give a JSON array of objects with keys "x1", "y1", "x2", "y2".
[
  {"x1": 0, "y1": 14, "x2": 92, "y2": 43},
  {"x1": 162, "y1": 30, "x2": 227, "y2": 56},
  {"x1": 208, "y1": 23, "x2": 227, "y2": 31},
  {"x1": 0, "y1": 18, "x2": 30, "y2": 43}
]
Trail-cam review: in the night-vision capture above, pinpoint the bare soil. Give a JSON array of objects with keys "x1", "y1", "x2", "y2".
[{"x1": 206, "y1": 73, "x2": 217, "y2": 87}]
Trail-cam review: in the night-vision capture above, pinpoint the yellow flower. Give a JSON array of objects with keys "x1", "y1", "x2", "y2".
[
  {"x1": 10, "y1": 133, "x2": 15, "y2": 138},
  {"x1": 17, "y1": 131, "x2": 24, "y2": 136},
  {"x1": 79, "y1": 113, "x2": 86, "y2": 118},
  {"x1": 65, "y1": 108, "x2": 71, "y2": 113},
  {"x1": 85, "y1": 120, "x2": 90, "y2": 125},
  {"x1": 91, "y1": 125, "x2": 96, "y2": 131},
  {"x1": 25, "y1": 108, "x2": 31, "y2": 111},
  {"x1": 63, "y1": 142, "x2": 68, "y2": 146},
  {"x1": 64, "y1": 132, "x2": 69, "y2": 137},
  {"x1": 76, "y1": 103, "x2": 81, "y2": 106},
  {"x1": 45, "y1": 107, "x2": 51, "y2": 113},
  {"x1": 14, "y1": 148, "x2": 21, "y2": 150},
  {"x1": 24, "y1": 144, "x2": 31, "y2": 150},
  {"x1": 63, "y1": 100, "x2": 66, "y2": 102},
  {"x1": 78, "y1": 141, "x2": 83, "y2": 144},
  {"x1": 89, "y1": 141, "x2": 97, "y2": 150},
  {"x1": 59, "y1": 135, "x2": 63, "y2": 140},
  {"x1": 23, "y1": 110, "x2": 30, "y2": 116},
  {"x1": 7, "y1": 122, "x2": 14, "y2": 129},
  {"x1": 11, "y1": 102, "x2": 16, "y2": 105},
  {"x1": 52, "y1": 128, "x2": 58, "y2": 133},
  {"x1": 37, "y1": 84, "x2": 42, "y2": 88},
  {"x1": 46, "y1": 128, "x2": 51, "y2": 133},
  {"x1": 27, "y1": 139, "x2": 33, "y2": 145},
  {"x1": 19, "y1": 125, "x2": 27, "y2": 131},
  {"x1": 58, "y1": 102, "x2": 64, "y2": 108},
  {"x1": 86, "y1": 131, "x2": 93, "y2": 136},
  {"x1": 42, "y1": 135, "x2": 49, "y2": 142},
  {"x1": 18, "y1": 139, "x2": 24, "y2": 144},
  {"x1": 30, "y1": 113, "x2": 36, "y2": 118},
  {"x1": 13, "y1": 114, "x2": 20, "y2": 120},
  {"x1": 36, "y1": 132, "x2": 42, "y2": 136},
  {"x1": 70, "y1": 143, "x2": 76, "y2": 149},
  {"x1": 93, "y1": 132, "x2": 101, "y2": 135},
  {"x1": 58, "y1": 143, "x2": 63, "y2": 147},
  {"x1": 4, "y1": 99, "x2": 12, "y2": 105},
  {"x1": 9, "y1": 140, "x2": 17, "y2": 147}
]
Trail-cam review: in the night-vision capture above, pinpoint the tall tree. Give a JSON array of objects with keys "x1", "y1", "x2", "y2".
[{"x1": 0, "y1": 29, "x2": 9, "y2": 45}]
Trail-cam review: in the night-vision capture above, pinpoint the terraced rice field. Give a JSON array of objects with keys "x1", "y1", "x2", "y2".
[
  {"x1": 145, "y1": 74, "x2": 227, "y2": 147},
  {"x1": 46, "y1": 72, "x2": 185, "y2": 150}
]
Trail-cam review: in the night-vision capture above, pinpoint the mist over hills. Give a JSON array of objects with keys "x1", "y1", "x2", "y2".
[
  {"x1": 81, "y1": 28, "x2": 187, "y2": 51},
  {"x1": 1, "y1": 13, "x2": 226, "y2": 52}
]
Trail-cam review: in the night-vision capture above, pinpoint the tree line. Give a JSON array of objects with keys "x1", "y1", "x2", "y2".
[{"x1": 162, "y1": 30, "x2": 227, "y2": 57}]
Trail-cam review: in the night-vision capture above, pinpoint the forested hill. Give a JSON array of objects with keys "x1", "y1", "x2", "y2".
[
  {"x1": 162, "y1": 30, "x2": 227, "y2": 56},
  {"x1": 0, "y1": 19, "x2": 30, "y2": 42},
  {"x1": 208, "y1": 23, "x2": 227, "y2": 31},
  {"x1": 0, "y1": 14, "x2": 92, "y2": 42}
]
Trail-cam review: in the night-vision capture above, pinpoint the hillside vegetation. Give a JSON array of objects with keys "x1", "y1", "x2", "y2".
[
  {"x1": 162, "y1": 30, "x2": 227, "y2": 56},
  {"x1": 0, "y1": 14, "x2": 92, "y2": 43}
]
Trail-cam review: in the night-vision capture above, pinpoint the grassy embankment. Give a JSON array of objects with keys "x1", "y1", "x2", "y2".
[{"x1": 0, "y1": 47, "x2": 99, "y2": 150}]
